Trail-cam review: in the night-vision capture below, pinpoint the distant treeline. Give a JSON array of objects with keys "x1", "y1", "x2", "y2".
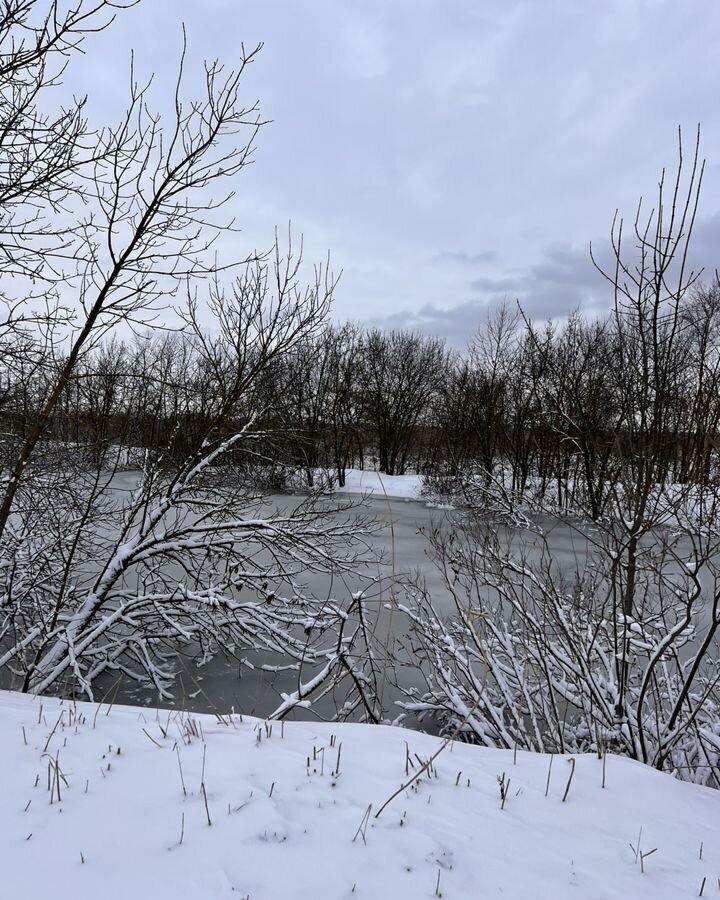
[{"x1": 4, "y1": 285, "x2": 720, "y2": 512}]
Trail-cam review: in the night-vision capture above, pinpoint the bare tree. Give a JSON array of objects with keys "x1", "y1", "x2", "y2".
[
  {"x1": 0, "y1": 2, "x2": 384, "y2": 720},
  {"x1": 361, "y1": 329, "x2": 446, "y2": 476},
  {"x1": 397, "y1": 129, "x2": 720, "y2": 786},
  {"x1": 1, "y1": 236, "x2": 383, "y2": 719}
]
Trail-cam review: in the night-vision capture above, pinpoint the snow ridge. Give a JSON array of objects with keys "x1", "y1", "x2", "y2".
[{"x1": 1, "y1": 690, "x2": 717, "y2": 899}]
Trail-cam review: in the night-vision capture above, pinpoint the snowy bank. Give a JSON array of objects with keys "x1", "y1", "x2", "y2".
[
  {"x1": 333, "y1": 468, "x2": 422, "y2": 500},
  {"x1": 1, "y1": 690, "x2": 718, "y2": 899}
]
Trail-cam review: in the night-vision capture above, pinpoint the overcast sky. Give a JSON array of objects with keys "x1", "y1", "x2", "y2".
[{"x1": 80, "y1": 0, "x2": 720, "y2": 346}]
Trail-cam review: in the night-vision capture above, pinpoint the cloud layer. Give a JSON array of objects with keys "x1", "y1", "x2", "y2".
[{"x1": 70, "y1": 0, "x2": 720, "y2": 341}]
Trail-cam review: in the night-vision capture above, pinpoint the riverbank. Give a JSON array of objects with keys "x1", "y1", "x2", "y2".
[
  {"x1": 332, "y1": 468, "x2": 423, "y2": 500},
  {"x1": 1, "y1": 689, "x2": 716, "y2": 899}
]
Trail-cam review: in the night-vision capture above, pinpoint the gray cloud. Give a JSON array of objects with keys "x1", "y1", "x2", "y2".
[
  {"x1": 433, "y1": 250, "x2": 498, "y2": 265},
  {"x1": 467, "y1": 242, "x2": 609, "y2": 306},
  {"x1": 469, "y1": 275, "x2": 521, "y2": 293},
  {"x1": 687, "y1": 211, "x2": 720, "y2": 282},
  {"x1": 372, "y1": 207, "x2": 720, "y2": 348},
  {"x1": 370, "y1": 298, "x2": 498, "y2": 349}
]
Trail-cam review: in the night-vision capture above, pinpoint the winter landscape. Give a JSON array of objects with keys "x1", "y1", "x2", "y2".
[{"x1": 2, "y1": 2, "x2": 720, "y2": 898}]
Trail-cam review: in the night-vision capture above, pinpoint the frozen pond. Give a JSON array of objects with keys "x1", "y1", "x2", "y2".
[
  {"x1": 107, "y1": 489, "x2": 461, "y2": 717},
  {"x1": 9, "y1": 469, "x2": 713, "y2": 722},
  {"x1": 103, "y1": 480, "x2": 614, "y2": 720}
]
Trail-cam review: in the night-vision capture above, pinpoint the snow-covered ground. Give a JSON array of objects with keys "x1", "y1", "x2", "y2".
[
  {"x1": 334, "y1": 468, "x2": 423, "y2": 500},
  {"x1": 2, "y1": 690, "x2": 717, "y2": 899}
]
